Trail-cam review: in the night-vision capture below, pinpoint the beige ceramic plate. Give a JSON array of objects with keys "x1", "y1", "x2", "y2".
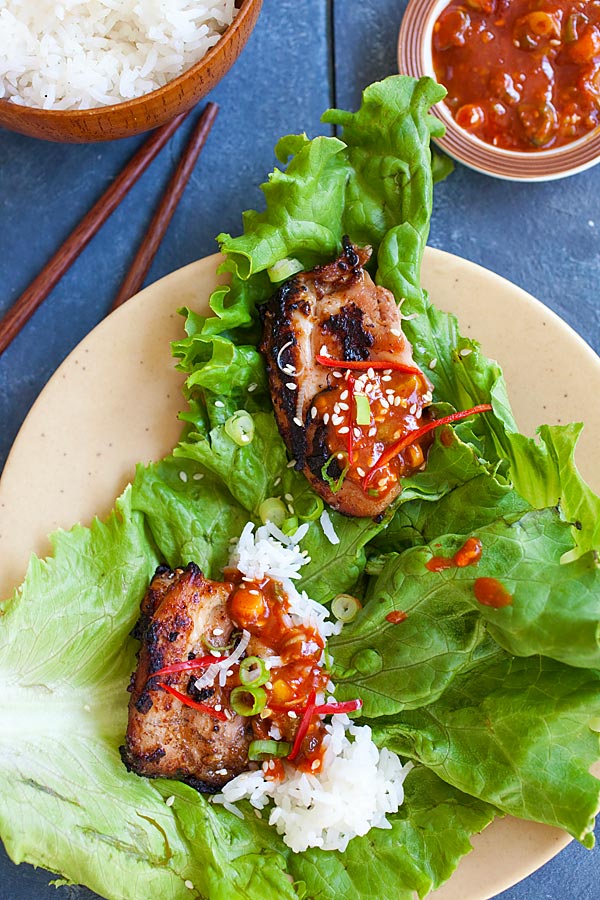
[
  {"x1": 1, "y1": 249, "x2": 599, "y2": 899},
  {"x1": 398, "y1": 0, "x2": 600, "y2": 182}
]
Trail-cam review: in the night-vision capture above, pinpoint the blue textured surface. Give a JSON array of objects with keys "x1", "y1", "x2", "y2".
[{"x1": 0, "y1": 1, "x2": 599, "y2": 898}]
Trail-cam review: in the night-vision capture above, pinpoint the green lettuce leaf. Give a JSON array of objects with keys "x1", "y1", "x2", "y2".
[{"x1": 371, "y1": 654, "x2": 600, "y2": 846}]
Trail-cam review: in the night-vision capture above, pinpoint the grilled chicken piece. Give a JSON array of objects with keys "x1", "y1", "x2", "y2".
[
  {"x1": 260, "y1": 240, "x2": 433, "y2": 518},
  {"x1": 121, "y1": 563, "x2": 251, "y2": 792}
]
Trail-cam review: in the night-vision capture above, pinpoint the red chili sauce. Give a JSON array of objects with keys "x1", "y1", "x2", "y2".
[
  {"x1": 314, "y1": 365, "x2": 433, "y2": 498},
  {"x1": 228, "y1": 575, "x2": 331, "y2": 773},
  {"x1": 426, "y1": 536, "x2": 483, "y2": 572},
  {"x1": 474, "y1": 576, "x2": 513, "y2": 607},
  {"x1": 432, "y1": 0, "x2": 600, "y2": 151}
]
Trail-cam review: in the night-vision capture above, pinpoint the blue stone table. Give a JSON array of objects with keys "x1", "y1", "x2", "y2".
[{"x1": 0, "y1": 1, "x2": 598, "y2": 898}]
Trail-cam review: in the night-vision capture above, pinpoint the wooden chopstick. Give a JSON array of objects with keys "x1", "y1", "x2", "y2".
[
  {"x1": 0, "y1": 111, "x2": 188, "y2": 357},
  {"x1": 111, "y1": 102, "x2": 219, "y2": 311}
]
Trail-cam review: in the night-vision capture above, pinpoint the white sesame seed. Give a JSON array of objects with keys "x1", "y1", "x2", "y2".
[
  {"x1": 165, "y1": 795, "x2": 175, "y2": 807},
  {"x1": 227, "y1": 670, "x2": 234, "y2": 678},
  {"x1": 338, "y1": 426, "x2": 350, "y2": 434},
  {"x1": 311, "y1": 406, "x2": 317, "y2": 419},
  {"x1": 283, "y1": 365, "x2": 297, "y2": 376},
  {"x1": 293, "y1": 416, "x2": 303, "y2": 427},
  {"x1": 428, "y1": 358, "x2": 438, "y2": 370},
  {"x1": 378, "y1": 478, "x2": 387, "y2": 487},
  {"x1": 416, "y1": 409, "x2": 422, "y2": 419},
  {"x1": 311, "y1": 760, "x2": 320, "y2": 771},
  {"x1": 380, "y1": 398, "x2": 390, "y2": 409},
  {"x1": 323, "y1": 413, "x2": 330, "y2": 425},
  {"x1": 287, "y1": 504, "x2": 295, "y2": 515},
  {"x1": 390, "y1": 328, "x2": 402, "y2": 337},
  {"x1": 333, "y1": 371, "x2": 342, "y2": 378},
  {"x1": 460, "y1": 348, "x2": 472, "y2": 357},
  {"x1": 215, "y1": 704, "x2": 222, "y2": 712},
  {"x1": 214, "y1": 400, "x2": 224, "y2": 408},
  {"x1": 383, "y1": 368, "x2": 392, "y2": 375},
  {"x1": 332, "y1": 414, "x2": 344, "y2": 426},
  {"x1": 287, "y1": 459, "x2": 297, "y2": 467},
  {"x1": 216, "y1": 768, "x2": 228, "y2": 776},
  {"x1": 320, "y1": 344, "x2": 329, "y2": 356},
  {"x1": 356, "y1": 466, "x2": 366, "y2": 477},
  {"x1": 247, "y1": 383, "x2": 257, "y2": 392},
  {"x1": 192, "y1": 472, "x2": 204, "y2": 481},
  {"x1": 273, "y1": 476, "x2": 281, "y2": 487},
  {"x1": 213, "y1": 627, "x2": 224, "y2": 635},
  {"x1": 340, "y1": 390, "x2": 349, "y2": 401},
  {"x1": 353, "y1": 427, "x2": 361, "y2": 439},
  {"x1": 249, "y1": 589, "x2": 260, "y2": 595},
  {"x1": 254, "y1": 809, "x2": 263, "y2": 819},
  {"x1": 333, "y1": 403, "x2": 341, "y2": 414},
  {"x1": 336, "y1": 452, "x2": 344, "y2": 460},
  {"x1": 287, "y1": 710, "x2": 298, "y2": 719},
  {"x1": 394, "y1": 396, "x2": 402, "y2": 406},
  {"x1": 284, "y1": 493, "x2": 294, "y2": 502},
  {"x1": 410, "y1": 404, "x2": 417, "y2": 414},
  {"x1": 265, "y1": 681, "x2": 273, "y2": 690},
  {"x1": 211, "y1": 649, "x2": 222, "y2": 657},
  {"x1": 369, "y1": 426, "x2": 377, "y2": 437},
  {"x1": 185, "y1": 881, "x2": 194, "y2": 890},
  {"x1": 382, "y1": 375, "x2": 392, "y2": 382},
  {"x1": 367, "y1": 367, "x2": 375, "y2": 379},
  {"x1": 338, "y1": 402, "x2": 349, "y2": 411},
  {"x1": 179, "y1": 471, "x2": 188, "y2": 482},
  {"x1": 286, "y1": 382, "x2": 297, "y2": 390}
]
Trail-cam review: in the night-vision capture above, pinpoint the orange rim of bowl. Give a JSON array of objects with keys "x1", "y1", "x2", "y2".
[
  {"x1": 398, "y1": 0, "x2": 600, "y2": 182},
  {"x1": 0, "y1": 0, "x2": 261, "y2": 126}
]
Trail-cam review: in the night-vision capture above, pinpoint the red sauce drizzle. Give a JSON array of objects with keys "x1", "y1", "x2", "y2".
[
  {"x1": 426, "y1": 537, "x2": 483, "y2": 572},
  {"x1": 227, "y1": 575, "x2": 330, "y2": 769},
  {"x1": 474, "y1": 577, "x2": 513, "y2": 608},
  {"x1": 386, "y1": 610, "x2": 408, "y2": 624}
]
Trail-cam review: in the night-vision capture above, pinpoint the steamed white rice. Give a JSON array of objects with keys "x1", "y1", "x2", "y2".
[
  {"x1": 213, "y1": 716, "x2": 413, "y2": 853},
  {"x1": 0, "y1": 1, "x2": 238, "y2": 110},
  {"x1": 211, "y1": 521, "x2": 412, "y2": 853}
]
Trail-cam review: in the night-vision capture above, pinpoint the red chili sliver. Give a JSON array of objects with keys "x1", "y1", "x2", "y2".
[
  {"x1": 386, "y1": 611, "x2": 408, "y2": 624},
  {"x1": 316, "y1": 355, "x2": 422, "y2": 375},
  {"x1": 313, "y1": 699, "x2": 362, "y2": 715},
  {"x1": 363, "y1": 403, "x2": 493, "y2": 489},
  {"x1": 288, "y1": 689, "x2": 317, "y2": 761},
  {"x1": 148, "y1": 655, "x2": 223, "y2": 680},
  {"x1": 157, "y1": 682, "x2": 227, "y2": 721}
]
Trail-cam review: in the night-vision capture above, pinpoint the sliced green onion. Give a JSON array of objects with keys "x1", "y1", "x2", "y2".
[
  {"x1": 248, "y1": 739, "x2": 292, "y2": 760},
  {"x1": 239, "y1": 656, "x2": 269, "y2": 687},
  {"x1": 354, "y1": 393, "x2": 371, "y2": 425},
  {"x1": 281, "y1": 515, "x2": 299, "y2": 535},
  {"x1": 321, "y1": 456, "x2": 350, "y2": 494},
  {"x1": 230, "y1": 685, "x2": 267, "y2": 717},
  {"x1": 267, "y1": 257, "x2": 304, "y2": 283},
  {"x1": 332, "y1": 593, "x2": 362, "y2": 623},
  {"x1": 259, "y1": 497, "x2": 287, "y2": 527},
  {"x1": 295, "y1": 493, "x2": 324, "y2": 522},
  {"x1": 225, "y1": 410, "x2": 255, "y2": 446}
]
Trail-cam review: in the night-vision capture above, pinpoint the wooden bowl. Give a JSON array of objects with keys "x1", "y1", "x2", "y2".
[{"x1": 0, "y1": 0, "x2": 262, "y2": 143}]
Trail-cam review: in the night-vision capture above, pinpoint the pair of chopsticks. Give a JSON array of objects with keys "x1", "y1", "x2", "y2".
[{"x1": 0, "y1": 102, "x2": 219, "y2": 357}]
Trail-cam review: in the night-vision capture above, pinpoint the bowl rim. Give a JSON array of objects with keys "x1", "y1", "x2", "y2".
[
  {"x1": 398, "y1": 0, "x2": 600, "y2": 182},
  {"x1": 0, "y1": 0, "x2": 260, "y2": 122}
]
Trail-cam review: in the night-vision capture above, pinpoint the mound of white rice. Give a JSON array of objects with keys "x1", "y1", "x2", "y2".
[
  {"x1": 211, "y1": 521, "x2": 412, "y2": 853},
  {"x1": 0, "y1": 1, "x2": 238, "y2": 110},
  {"x1": 213, "y1": 716, "x2": 413, "y2": 853}
]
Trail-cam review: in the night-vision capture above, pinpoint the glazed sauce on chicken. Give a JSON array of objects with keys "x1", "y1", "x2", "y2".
[
  {"x1": 312, "y1": 361, "x2": 433, "y2": 500},
  {"x1": 228, "y1": 575, "x2": 331, "y2": 771}
]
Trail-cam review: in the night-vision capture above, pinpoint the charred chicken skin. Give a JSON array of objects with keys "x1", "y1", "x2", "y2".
[
  {"x1": 260, "y1": 239, "x2": 433, "y2": 518},
  {"x1": 121, "y1": 563, "x2": 251, "y2": 792}
]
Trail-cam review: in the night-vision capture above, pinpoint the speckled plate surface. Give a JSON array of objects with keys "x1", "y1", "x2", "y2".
[
  {"x1": 398, "y1": 0, "x2": 600, "y2": 182},
  {"x1": 0, "y1": 250, "x2": 599, "y2": 899}
]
